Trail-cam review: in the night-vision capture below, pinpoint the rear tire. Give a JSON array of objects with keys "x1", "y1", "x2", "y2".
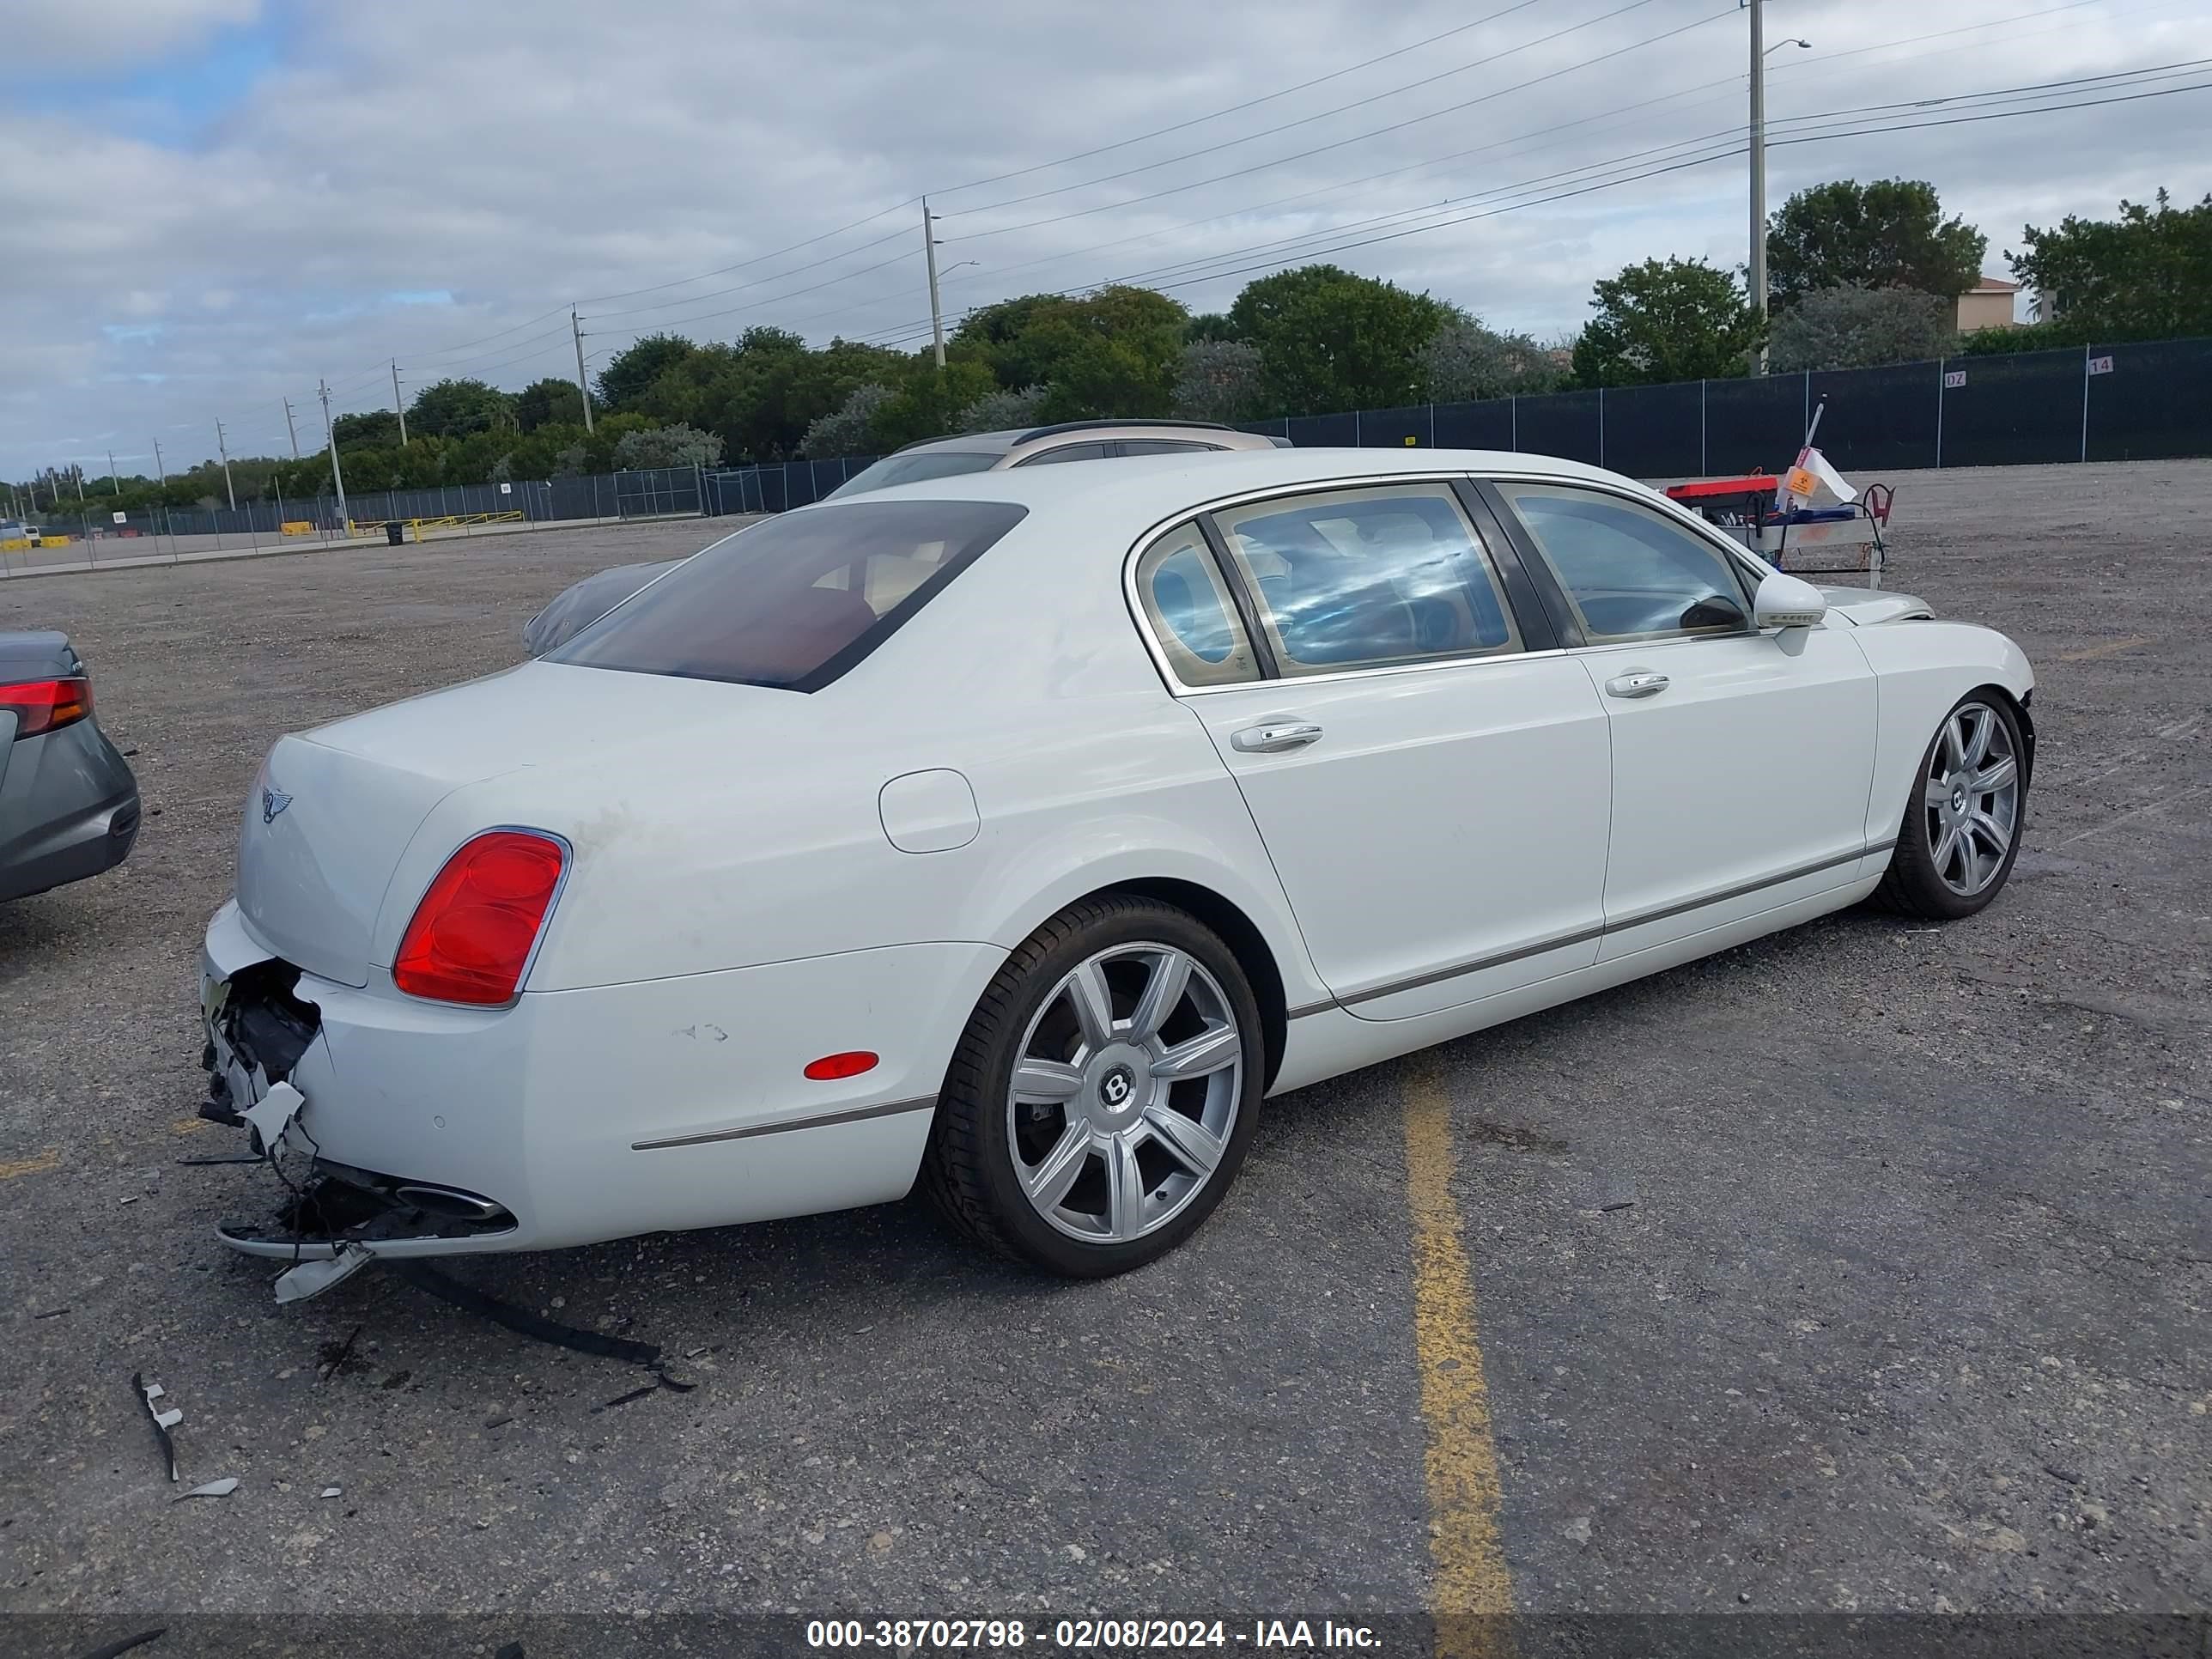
[
  {"x1": 923, "y1": 895, "x2": 1262, "y2": 1278},
  {"x1": 1873, "y1": 690, "x2": 2027, "y2": 921}
]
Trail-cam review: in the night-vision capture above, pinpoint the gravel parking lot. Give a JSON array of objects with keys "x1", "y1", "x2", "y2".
[{"x1": 2, "y1": 462, "x2": 2206, "y2": 1650}]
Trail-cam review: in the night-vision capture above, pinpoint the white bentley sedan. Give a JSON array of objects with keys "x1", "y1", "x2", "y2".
[{"x1": 201, "y1": 447, "x2": 2033, "y2": 1293}]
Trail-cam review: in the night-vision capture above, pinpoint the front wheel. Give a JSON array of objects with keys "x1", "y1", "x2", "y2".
[
  {"x1": 923, "y1": 896, "x2": 1262, "y2": 1278},
  {"x1": 1873, "y1": 690, "x2": 2028, "y2": 920}
]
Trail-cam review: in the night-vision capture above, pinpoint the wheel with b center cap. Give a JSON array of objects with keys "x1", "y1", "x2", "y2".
[
  {"x1": 923, "y1": 895, "x2": 1262, "y2": 1277},
  {"x1": 1873, "y1": 690, "x2": 2029, "y2": 921}
]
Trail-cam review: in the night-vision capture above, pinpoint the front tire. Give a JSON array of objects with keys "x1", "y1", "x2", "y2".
[
  {"x1": 923, "y1": 895, "x2": 1263, "y2": 1278},
  {"x1": 1873, "y1": 690, "x2": 2028, "y2": 920}
]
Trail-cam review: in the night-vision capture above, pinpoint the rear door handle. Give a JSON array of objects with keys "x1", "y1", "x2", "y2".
[
  {"x1": 1604, "y1": 672, "x2": 1670, "y2": 700},
  {"x1": 1231, "y1": 721, "x2": 1324, "y2": 754}
]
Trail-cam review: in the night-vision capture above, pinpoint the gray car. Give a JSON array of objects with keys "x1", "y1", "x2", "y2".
[
  {"x1": 523, "y1": 420, "x2": 1286, "y2": 656},
  {"x1": 1, "y1": 631, "x2": 141, "y2": 902}
]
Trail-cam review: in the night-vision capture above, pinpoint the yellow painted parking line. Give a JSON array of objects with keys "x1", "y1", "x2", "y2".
[
  {"x1": 1404, "y1": 1064, "x2": 1515, "y2": 1655},
  {"x1": 0, "y1": 1150, "x2": 61, "y2": 1180},
  {"x1": 2056, "y1": 635, "x2": 2156, "y2": 662}
]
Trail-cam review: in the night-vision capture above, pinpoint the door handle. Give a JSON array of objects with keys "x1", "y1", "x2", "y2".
[
  {"x1": 1231, "y1": 721, "x2": 1324, "y2": 754},
  {"x1": 1604, "y1": 672, "x2": 1670, "y2": 700}
]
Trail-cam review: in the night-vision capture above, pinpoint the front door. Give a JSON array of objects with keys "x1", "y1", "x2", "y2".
[
  {"x1": 1485, "y1": 479, "x2": 1878, "y2": 960},
  {"x1": 1133, "y1": 483, "x2": 1613, "y2": 1023}
]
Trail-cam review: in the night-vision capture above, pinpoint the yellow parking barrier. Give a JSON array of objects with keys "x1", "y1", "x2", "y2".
[{"x1": 280, "y1": 521, "x2": 315, "y2": 537}]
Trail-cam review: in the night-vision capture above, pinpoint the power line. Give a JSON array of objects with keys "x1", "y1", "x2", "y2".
[
  {"x1": 951, "y1": 3, "x2": 1738, "y2": 244},
  {"x1": 944, "y1": 0, "x2": 1678, "y2": 223},
  {"x1": 929, "y1": 0, "x2": 1554, "y2": 198}
]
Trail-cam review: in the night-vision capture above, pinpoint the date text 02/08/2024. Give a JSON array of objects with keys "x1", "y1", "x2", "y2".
[{"x1": 805, "y1": 1620, "x2": 1383, "y2": 1650}]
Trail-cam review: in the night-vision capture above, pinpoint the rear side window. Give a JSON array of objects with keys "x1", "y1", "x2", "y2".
[
  {"x1": 552, "y1": 500, "x2": 1027, "y2": 691},
  {"x1": 1013, "y1": 441, "x2": 1113, "y2": 465},
  {"x1": 1117, "y1": 440, "x2": 1218, "y2": 456},
  {"x1": 1133, "y1": 523, "x2": 1259, "y2": 687},
  {"x1": 1213, "y1": 483, "x2": 1521, "y2": 676}
]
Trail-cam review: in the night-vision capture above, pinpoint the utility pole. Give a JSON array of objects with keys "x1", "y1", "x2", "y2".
[
  {"x1": 922, "y1": 198, "x2": 946, "y2": 369},
  {"x1": 108, "y1": 450, "x2": 120, "y2": 495},
  {"x1": 283, "y1": 398, "x2": 301, "y2": 459},
  {"x1": 571, "y1": 309, "x2": 595, "y2": 433},
  {"x1": 319, "y1": 378, "x2": 349, "y2": 526},
  {"x1": 153, "y1": 438, "x2": 166, "y2": 492},
  {"x1": 1747, "y1": 0, "x2": 1769, "y2": 375},
  {"x1": 392, "y1": 360, "x2": 409, "y2": 445},
  {"x1": 216, "y1": 419, "x2": 236, "y2": 509}
]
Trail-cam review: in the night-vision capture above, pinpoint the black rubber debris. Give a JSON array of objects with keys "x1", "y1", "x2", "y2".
[
  {"x1": 78, "y1": 1630, "x2": 166, "y2": 1659},
  {"x1": 393, "y1": 1261, "x2": 664, "y2": 1367}
]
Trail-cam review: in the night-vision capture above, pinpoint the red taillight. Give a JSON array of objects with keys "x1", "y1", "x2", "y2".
[
  {"x1": 803, "y1": 1051, "x2": 879, "y2": 1081},
  {"x1": 392, "y1": 830, "x2": 566, "y2": 1005},
  {"x1": 2, "y1": 676, "x2": 92, "y2": 740}
]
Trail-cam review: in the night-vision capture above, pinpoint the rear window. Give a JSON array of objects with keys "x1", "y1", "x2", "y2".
[
  {"x1": 826, "y1": 451, "x2": 999, "y2": 498},
  {"x1": 551, "y1": 500, "x2": 1027, "y2": 691}
]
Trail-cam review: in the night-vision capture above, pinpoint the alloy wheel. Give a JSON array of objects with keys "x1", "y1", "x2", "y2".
[
  {"x1": 1005, "y1": 941, "x2": 1244, "y2": 1243},
  {"x1": 1923, "y1": 700, "x2": 2021, "y2": 897}
]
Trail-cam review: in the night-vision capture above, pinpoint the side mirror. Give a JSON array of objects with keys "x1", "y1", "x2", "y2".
[{"x1": 1753, "y1": 571, "x2": 1827, "y2": 630}]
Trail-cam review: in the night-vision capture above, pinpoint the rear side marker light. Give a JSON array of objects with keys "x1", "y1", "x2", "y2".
[
  {"x1": 2, "y1": 675, "x2": 92, "y2": 739},
  {"x1": 393, "y1": 830, "x2": 567, "y2": 1006},
  {"x1": 804, "y1": 1051, "x2": 879, "y2": 1081}
]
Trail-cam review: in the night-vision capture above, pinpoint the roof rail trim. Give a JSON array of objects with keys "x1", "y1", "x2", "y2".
[{"x1": 1013, "y1": 418, "x2": 1237, "y2": 443}]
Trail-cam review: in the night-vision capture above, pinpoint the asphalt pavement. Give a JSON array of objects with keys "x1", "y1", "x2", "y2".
[{"x1": 1, "y1": 463, "x2": 2204, "y2": 1651}]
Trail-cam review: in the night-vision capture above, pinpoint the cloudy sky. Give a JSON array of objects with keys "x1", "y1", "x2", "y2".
[{"x1": 6, "y1": 0, "x2": 2207, "y2": 478}]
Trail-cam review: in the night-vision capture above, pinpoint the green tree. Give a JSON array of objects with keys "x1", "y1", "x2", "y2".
[
  {"x1": 1232, "y1": 266, "x2": 1447, "y2": 413},
  {"x1": 1172, "y1": 338, "x2": 1267, "y2": 422},
  {"x1": 872, "y1": 358, "x2": 998, "y2": 450},
  {"x1": 406, "y1": 377, "x2": 514, "y2": 439},
  {"x1": 799, "y1": 383, "x2": 895, "y2": 456},
  {"x1": 613, "y1": 423, "x2": 724, "y2": 470},
  {"x1": 957, "y1": 385, "x2": 1050, "y2": 433},
  {"x1": 1572, "y1": 258, "x2": 1763, "y2": 386},
  {"x1": 514, "y1": 377, "x2": 593, "y2": 432},
  {"x1": 1767, "y1": 284, "x2": 1956, "y2": 371},
  {"x1": 1417, "y1": 314, "x2": 1565, "y2": 400},
  {"x1": 594, "y1": 333, "x2": 698, "y2": 413},
  {"x1": 2008, "y1": 188, "x2": 2212, "y2": 342},
  {"x1": 955, "y1": 285, "x2": 1188, "y2": 419},
  {"x1": 332, "y1": 410, "x2": 400, "y2": 449},
  {"x1": 1766, "y1": 179, "x2": 1987, "y2": 309}
]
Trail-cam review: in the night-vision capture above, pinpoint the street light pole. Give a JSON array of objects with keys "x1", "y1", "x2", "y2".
[
  {"x1": 1747, "y1": 0, "x2": 1768, "y2": 375},
  {"x1": 319, "y1": 378, "x2": 349, "y2": 528},
  {"x1": 571, "y1": 309, "x2": 595, "y2": 433},
  {"x1": 923, "y1": 198, "x2": 946, "y2": 369}
]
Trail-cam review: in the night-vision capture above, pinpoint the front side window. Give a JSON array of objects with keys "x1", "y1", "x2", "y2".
[
  {"x1": 825, "y1": 451, "x2": 999, "y2": 499},
  {"x1": 552, "y1": 499, "x2": 1026, "y2": 691},
  {"x1": 1496, "y1": 483, "x2": 1750, "y2": 643},
  {"x1": 1212, "y1": 483, "x2": 1521, "y2": 677},
  {"x1": 1133, "y1": 523, "x2": 1259, "y2": 687}
]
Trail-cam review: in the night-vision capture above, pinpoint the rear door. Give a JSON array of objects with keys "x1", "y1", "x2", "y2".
[
  {"x1": 1482, "y1": 478, "x2": 1878, "y2": 959},
  {"x1": 1134, "y1": 480, "x2": 1613, "y2": 1023}
]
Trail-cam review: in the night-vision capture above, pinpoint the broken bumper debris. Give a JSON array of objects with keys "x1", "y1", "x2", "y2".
[{"x1": 199, "y1": 902, "x2": 518, "y2": 1302}]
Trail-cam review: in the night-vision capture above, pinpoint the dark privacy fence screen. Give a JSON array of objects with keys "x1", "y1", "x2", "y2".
[
  {"x1": 31, "y1": 341, "x2": 2204, "y2": 557},
  {"x1": 696, "y1": 338, "x2": 2212, "y2": 516}
]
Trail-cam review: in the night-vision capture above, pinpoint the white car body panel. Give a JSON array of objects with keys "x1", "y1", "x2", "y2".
[
  {"x1": 1575, "y1": 625, "x2": 1879, "y2": 961},
  {"x1": 1187, "y1": 654, "x2": 1612, "y2": 1021},
  {"x1": 198, "y1": 447, "x2": 2033, "y2": 1271}
]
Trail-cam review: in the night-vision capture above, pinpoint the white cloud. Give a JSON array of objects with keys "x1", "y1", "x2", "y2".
[
  {"x1": 12, "y1": 0, "x2": 260, "y2": 70},
  {"x1": 3, "y1": 0, "x2": 2208, "y2": 471}
]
